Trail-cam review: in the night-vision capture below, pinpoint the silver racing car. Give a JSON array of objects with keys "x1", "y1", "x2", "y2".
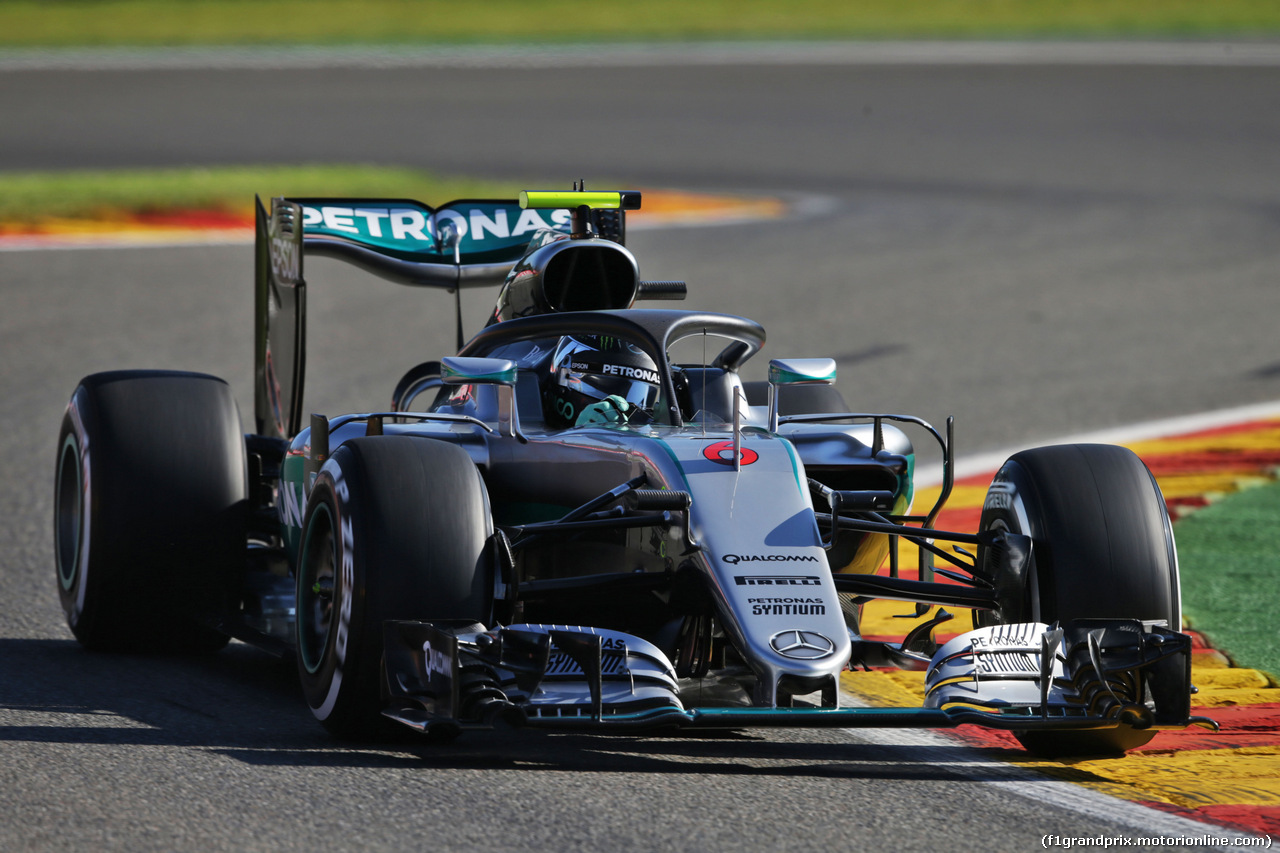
[{"x1": 54, "y1": 188, "x2": 1211, "y2": 756}]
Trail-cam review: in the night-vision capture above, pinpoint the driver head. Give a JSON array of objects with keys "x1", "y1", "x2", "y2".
[{"x1": 544, "y1": 335, "x2": 661, "y2": 427}]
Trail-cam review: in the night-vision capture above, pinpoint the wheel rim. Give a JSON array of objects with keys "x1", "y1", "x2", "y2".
[
  {"x1": 297, "y1": 503, "x2": 337, "y2": 675},
  {"x1": 55, "y1": 435, "x2": 82, "y2": 593}
]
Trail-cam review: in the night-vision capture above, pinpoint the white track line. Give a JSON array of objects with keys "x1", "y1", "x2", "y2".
[
  {"x1": 928, "y1": 400, "x2": 1280, "y2": 486},
  {"x1": 2, "y1": 41, "x2": 1280, "y2": 72}
]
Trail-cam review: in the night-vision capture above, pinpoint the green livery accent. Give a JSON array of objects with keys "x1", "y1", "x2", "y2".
[
  {"x1": 296, "y1": 198, "x2": 571, "y2": 263},
  {"x1": 279, "y1": 451, "x2": 308, "y2": 561},
  {"x1": 779, "y1": 436, "x2": 806, "y2": 492},
  {"x1": 898, "y1": 453, "x2": 916, "y2": 513},
  {"x1": 771, "y1": 367, "x2": 824, "y2": 384},
  {"x1": 652, "y1": 438, "x2": 694, "y2": 494},
  {"x1": 441, "y1": 357, "x2": 518, "y2": 387},
  {"x1": 768, "y1": 358, "x2": 837, "y2": 385}
]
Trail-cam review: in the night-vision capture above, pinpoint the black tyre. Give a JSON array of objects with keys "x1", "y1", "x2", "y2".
[
  {"x1": 55, "y1": 370, "x2": 247, "y2": 652},
  {"x1": 976, "y1": 443, "x2": 1180, "y2": 756},
  {"x1": 296, "y1": 436, "x2": 493, "y2": 739}
]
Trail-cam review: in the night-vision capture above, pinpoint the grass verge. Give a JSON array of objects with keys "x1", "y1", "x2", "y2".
[
  {"x1": 1, "y1": 0, "x2": 1279, "y2": 48},
  {"x1": 0, "y1": 165, "x2": 533, "y2": 223},
  {"x1": 1177, "y1": 480, "x2": 1280, "y2": 680}
]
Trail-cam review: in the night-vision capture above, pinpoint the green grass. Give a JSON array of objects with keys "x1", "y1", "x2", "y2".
[
  {"x1": 1, "y1": 0, "x2": 1278, "y2": 48},
  {"x1": 0, "y1": 165, "x2": 534, "y2": 222},
  {"x1": 1177, "y1": 480, "x2": 1280, "y2": 680}
]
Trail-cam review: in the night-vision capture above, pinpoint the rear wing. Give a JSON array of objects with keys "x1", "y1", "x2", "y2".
[
  {"x1": 253, "y1": 194, "x2": 621, "y2": 438},
  {"x1": 291, "y1": 196, "x2": 577, "y2": 288}
]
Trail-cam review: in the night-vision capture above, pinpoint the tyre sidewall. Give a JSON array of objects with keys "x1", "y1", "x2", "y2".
[
  {"x1": 296, "y1": 468, "x2": 361, "y2": 729},
  {"x1": 56, "y1": 405, "x2": 94, "y2": 640},
  {"x1": 54, "y1": 371, "x2": 246, "y2": 651},
  {"x1": 977, "y1": 457, "x2": 1048, "y2": 624},
  {"x1": 295, "y1": 437, "x2": 493, "y2": 738},
  {"x1": 978, "y1": 444, "x2": 1179, "y2": 627}
]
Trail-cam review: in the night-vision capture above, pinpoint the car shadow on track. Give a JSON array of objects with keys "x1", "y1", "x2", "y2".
[
  {"x1": 0, "y1": 637, "x2": 320, "y2": 747},
  {"x1": 0, "y1": 637, "x2": 1094, "y2": 784},
  {"x1": 212, "y1": 730, "x2": 1090, "y2": 786}
]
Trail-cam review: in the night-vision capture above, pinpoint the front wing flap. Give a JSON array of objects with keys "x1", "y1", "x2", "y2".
[{"x1": 381, "y1": 619, "x2": 1208, "y2": 737}]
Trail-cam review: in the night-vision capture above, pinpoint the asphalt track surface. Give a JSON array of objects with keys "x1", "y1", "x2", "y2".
[{"x1": 2, "y1": 50, "x2": 1279, "y2": 851}]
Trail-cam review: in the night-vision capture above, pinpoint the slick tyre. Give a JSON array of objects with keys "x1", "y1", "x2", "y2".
[
  {"x1": 976, "y1": 443, "x2": 1180, "y2": 756},
  {"x1": 55, "y1": 370, "x2": 247, "y2": 652},
  {"x1": 296, "y1": 436, "x2": 493, "y2": 740}
]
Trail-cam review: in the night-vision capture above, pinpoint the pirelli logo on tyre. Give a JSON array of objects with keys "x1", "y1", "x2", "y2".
[{"x1": 984, "y1": 481, "x2": 1016, "y2": 511}]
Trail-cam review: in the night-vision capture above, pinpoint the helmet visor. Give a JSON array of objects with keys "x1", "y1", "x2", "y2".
[{"x1": 558, "y1": 367, "x2": 661, "y2": 409}]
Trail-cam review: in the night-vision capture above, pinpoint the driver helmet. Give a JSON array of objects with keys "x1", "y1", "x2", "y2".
[{"x1": 545, "y1": 335, "x2": 662, "y2": 427}]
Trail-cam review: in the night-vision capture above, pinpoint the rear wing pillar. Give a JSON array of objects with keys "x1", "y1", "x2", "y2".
[{"x1": 254, "y1": 196, "x2": 306, "y2": 440}]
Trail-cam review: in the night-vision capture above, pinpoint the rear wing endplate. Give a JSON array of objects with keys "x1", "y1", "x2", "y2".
[{"x1": 255, "y1": 196, "x2": 306, "y2": 439}]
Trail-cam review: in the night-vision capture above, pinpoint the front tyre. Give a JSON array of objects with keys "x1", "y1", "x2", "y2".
[
  {"x1": 976, "y1": 443, "x2": 1180, "y2": 756},
  {"x1": 296, "y1": 436, "x2": 493, "y2": 739},
  {"x1": 55, "y1": 370, "x2": 247, "y2": 652}
]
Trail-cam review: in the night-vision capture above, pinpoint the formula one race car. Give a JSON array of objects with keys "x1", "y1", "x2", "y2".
[{"x1": 54, "y1": 187, "x2": 1210, "y2": 756}]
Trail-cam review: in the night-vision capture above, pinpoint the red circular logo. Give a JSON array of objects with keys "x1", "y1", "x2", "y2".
[{"x1": 703, "y1": 440, "x2": 758, "y2": 466}]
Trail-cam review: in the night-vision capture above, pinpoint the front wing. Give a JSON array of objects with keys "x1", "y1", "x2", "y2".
[{"x1": 381, "y1": 618, "x2": 1211, "y2": 738}]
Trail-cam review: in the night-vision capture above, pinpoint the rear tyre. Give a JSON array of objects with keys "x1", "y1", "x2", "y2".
[
  {"x1": 296, "y1": 436, "x2": 493, "y2": 739},
  {"x1": 976, "y1": 444, "x2": 1180, "y2": 756},
  {"x1": 55, "y1": 370, "x2": 247, "y2": 652}
]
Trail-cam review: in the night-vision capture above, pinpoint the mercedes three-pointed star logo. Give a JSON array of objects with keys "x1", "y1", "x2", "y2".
[{"x1": 769, "y1": 630, "x2": 836, "y2": 660}]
